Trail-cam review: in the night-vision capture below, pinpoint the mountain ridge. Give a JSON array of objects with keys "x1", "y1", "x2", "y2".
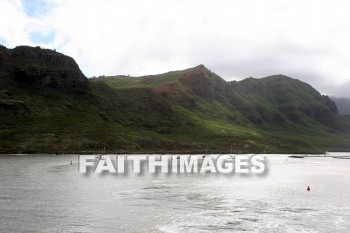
[{"x1": 0, "y1": 45, "x2": 349, "y2": 154}]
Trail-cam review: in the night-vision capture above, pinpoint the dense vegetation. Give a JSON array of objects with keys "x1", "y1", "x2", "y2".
[{"x1": 1, "y1": 46, "x2": 349, "y2": 154}]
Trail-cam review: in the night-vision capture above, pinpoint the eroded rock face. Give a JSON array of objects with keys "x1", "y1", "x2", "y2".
[{"x1": 0, "y1": 45, "x2": 89, "y2": 91}]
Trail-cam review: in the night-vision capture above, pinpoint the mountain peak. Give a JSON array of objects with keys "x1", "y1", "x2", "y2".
[{"x1": 194, "y1": 64, "x2": 208, "y2": 70}]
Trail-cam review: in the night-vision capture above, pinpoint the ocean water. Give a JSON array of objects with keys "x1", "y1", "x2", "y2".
[{"x1": 0, "y1": 154, "x2": 349, "y2": 233}]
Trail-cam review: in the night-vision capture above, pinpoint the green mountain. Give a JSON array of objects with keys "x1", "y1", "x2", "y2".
[{"x1": 1, "y1": 45, "x2": 349, "y2": 154}]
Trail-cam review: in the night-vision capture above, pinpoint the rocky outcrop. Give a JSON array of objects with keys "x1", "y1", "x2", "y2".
[{"x1": 0, "y1": 45, "x2": 89, "y2": 91}]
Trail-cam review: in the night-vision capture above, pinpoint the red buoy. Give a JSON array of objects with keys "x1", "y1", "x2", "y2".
[{"x1": 307, "y1": 186, "x2": 310, "y2": 191}]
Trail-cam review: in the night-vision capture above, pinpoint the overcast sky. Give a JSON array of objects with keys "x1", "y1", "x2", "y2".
[{"x1": 1, "y1": 0, "x2": 350, "y2": 98}]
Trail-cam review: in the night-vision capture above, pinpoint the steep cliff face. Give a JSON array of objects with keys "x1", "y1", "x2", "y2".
[{"x1": 0, "y1": 45, "x2": 89, "y2": 91}]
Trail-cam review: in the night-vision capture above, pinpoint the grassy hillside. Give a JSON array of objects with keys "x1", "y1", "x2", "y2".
[{"x1": 1, "y1": 46, "x2": 349, "y2": 154}]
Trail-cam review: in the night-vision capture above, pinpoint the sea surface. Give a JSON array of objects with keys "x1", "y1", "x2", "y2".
[{"x1": 0, "y1": 154, "x2": 349, "y2": 233}]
